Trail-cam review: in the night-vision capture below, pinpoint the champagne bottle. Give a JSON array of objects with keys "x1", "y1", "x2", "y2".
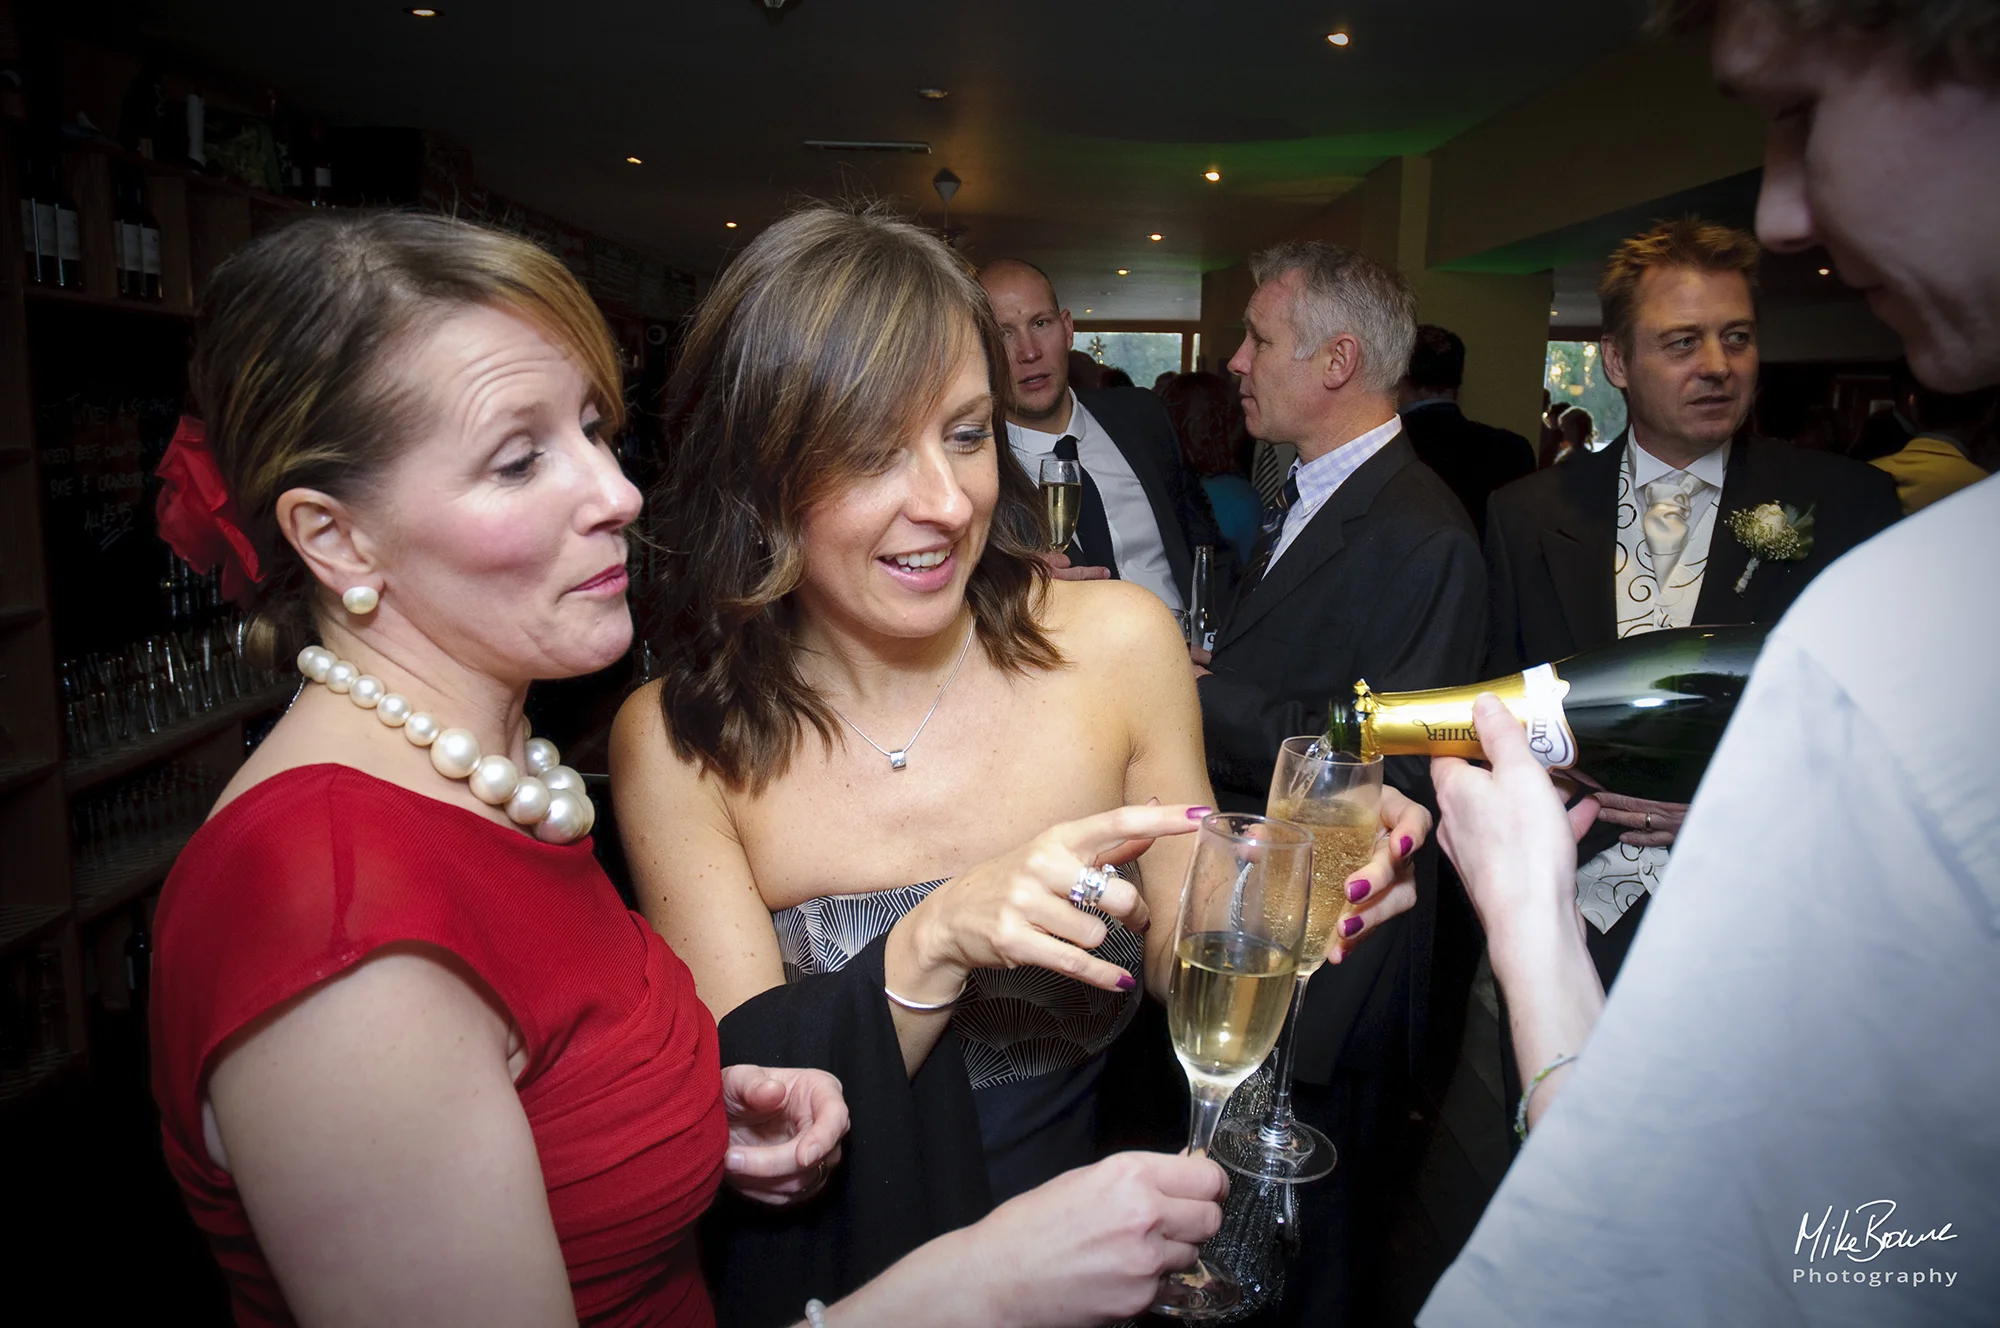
[{"x1": 1322, "y1": 624, "x2": 1770, "y2": 803}]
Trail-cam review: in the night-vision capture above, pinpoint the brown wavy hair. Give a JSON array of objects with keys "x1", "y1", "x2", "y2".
[
  {"x1": 188, "y1": 210, "x2": 625, "y2": 666},
  {"x1": 1598, "y1": 218, "x2": 1761, "y2": 350},
  {"x1": 642, "y1": 202, "x2": 1059, "y2": 793}
]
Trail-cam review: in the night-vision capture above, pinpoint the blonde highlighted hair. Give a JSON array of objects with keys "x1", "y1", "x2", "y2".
[{"x1": 190, "y1": 210, "x2": 624, "y2": 664}]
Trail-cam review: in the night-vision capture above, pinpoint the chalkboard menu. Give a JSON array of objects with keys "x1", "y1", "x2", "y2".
[{"x1": 29, "y1": 304, "x2": 192, "y2": 657}]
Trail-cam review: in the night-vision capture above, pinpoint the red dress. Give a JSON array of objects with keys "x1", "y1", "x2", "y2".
[{"x1": 151, "y1": 765, "x2": 728, "y2": 1326}]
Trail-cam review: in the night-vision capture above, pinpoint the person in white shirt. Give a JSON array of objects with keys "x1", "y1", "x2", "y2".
[
  {"x1": 977, "y1": 259, "x2": 1229, "y2": 611},
  {"x1": 1421, "y1": 0, "x2": 1999, "y2": 1320}
]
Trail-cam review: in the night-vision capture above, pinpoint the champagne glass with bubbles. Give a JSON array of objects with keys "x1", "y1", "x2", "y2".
[
  {"x1": 1154, "y1": 812, "x2": 1312, "y2": 1318},
  {"x1": 1214, "y1": 739, "x2": 1383, "y2": 1181},
  {"x1": 1038, "y1": 456, "x2": 1082, "y2": 553}
]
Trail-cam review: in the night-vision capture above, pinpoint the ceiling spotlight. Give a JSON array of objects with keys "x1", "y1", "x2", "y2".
[
  {"x1": 625, "y1": 155, "x2": 642, "y2": 164},
  {"x1": 1818, "y1": 266, "x2": 1831, "y2": 275},
  {"x1": 407, "y1": 7, "x2": 438, "y2": 15},
  {"x1": 1085, "y1": 308, "x2": 1093, "y2": 314},
  {"x1": 1149, "y1": 233, "x2": 1163, "y2": 242},
  {"x1": 1326, "y1": 31, "x2": 1350, "y2": 46},
  {"x1": 917, "y1": 87, "x2": 948, "y2": 100},
  {"x1": 1550, "y1": 309, "x2": 1560, "y2": 317},
  {"x1": 726, "y1": 221, "x2": 739, "y2": 229},
  {"x1": 1203, "y1": 169, "x2": 1221, "y2": 182},
  {"x1": 1116, "y1": 269, "x2": 1129, "y2": 276}
]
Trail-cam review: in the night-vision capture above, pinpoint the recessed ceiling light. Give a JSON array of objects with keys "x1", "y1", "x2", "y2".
[
  {"x1": 625, "y1": 155, "x2": 642, "y2": 164},
  {"x1": 1116, "y1": 269, "x2": 1129, "y2": 276},
  {"x1": 1326, "y1": 31, "x2": 1350, "y2": 46},
  {"x1": 1085, "y1": 308, "x2": 1093, "y2": 313},
  {"x1": 1149, "y1": 233, "x2": 1163, "y2": 242},
  {"x1": 1550, "y1": 309, "x2": 1560, "y2": 317},
  {"x1": 1203, "y1": 169, "x2": 1221, "y2": 182},
  {"x1": 407, "y1": 7, "x2": 438, "y2": 15},
  {"x1": 1818, "y1": 266, "x2": 1831, "y2": 275},
  {"x1": 726, "y1": 221, "x2": 739, "y2": 229},
  {"x1": 917, "y1": 87, "x2": 948, "y2": 100}
]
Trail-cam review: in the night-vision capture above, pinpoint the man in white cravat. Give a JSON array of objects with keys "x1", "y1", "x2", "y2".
[{"x1": 1483, "y1": 220, "x2": 1899, "y2": 984}]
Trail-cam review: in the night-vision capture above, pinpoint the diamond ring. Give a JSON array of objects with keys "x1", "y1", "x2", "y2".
[{"x1": 1070, "y1": 864, "x2": 1113, "y2": 908}]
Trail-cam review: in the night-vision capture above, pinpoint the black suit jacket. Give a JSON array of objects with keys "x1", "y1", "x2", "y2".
[
  {"x1": 1485, "y1": 430, "x2": 1902, "y2": 673},
  {"x1": 1399, "y1": 400, "x2": 1536, "y2": 540},
  {"x1": 1074, "y1": 386, "x2": 1232, "y2": 593},
  {"x1": 1484, "y1": 430, "x2": 1900, "y2": 980},
  {"x1": 1200, "y1": 434, "x2": 1487, "y2": 1083}
]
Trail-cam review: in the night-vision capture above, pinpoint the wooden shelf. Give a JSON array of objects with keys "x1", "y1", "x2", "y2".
[
  {"x1": 22, "y1": 285, "x2": 193, "y2": 319},
  {"x1": 62, "y1": 682, "x2": 294, "y2": 796},
  {"x1": 73, "y1": 826, "x2": 192, "y2": 926},
  {"x1": 0, "y1": 903, "x2": 67, "y2": 957},
  {"x1": 0, "y1": 1047, "x2": 86, "y2": 1110},
  {"x1": 0, "y1": 759, "x2": 58, "y2": 798},
  {"x1": 59, "y1": 136, "x2": 308, "y2": 211},
  {"x1": 0, "y1": 604, "x2": 45, "y2": 632}
]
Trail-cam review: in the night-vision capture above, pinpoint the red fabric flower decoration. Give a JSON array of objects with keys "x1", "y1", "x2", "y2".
[{"x1": 154, "y1": 416, "x2": 263, "y2": 605}]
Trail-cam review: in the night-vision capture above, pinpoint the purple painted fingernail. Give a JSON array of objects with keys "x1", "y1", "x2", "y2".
[
  {"x1": 1341, "y1": 916, "x2": 1364, "y2": 938},
  {"x1": 1187, "y1": 806, "x2": 1214, "y2": 820},
  {"x1": 1399, "y1": 835, "x2": 1413, "y2": 858},
  {"x1": 1116, "y1": 973, "x2": 1137, "y2": 991},
  {"x1": 1347, "y1": 878, "x2": 1371, "y2": 903}
]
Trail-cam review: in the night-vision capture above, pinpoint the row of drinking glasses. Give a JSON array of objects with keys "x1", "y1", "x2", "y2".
[
  {"x1": 70, "y1": 759, "x2": 222, "y2": 872},
  {"x1": 60, "y1": 618, "x2": 283, "y2": 760}
]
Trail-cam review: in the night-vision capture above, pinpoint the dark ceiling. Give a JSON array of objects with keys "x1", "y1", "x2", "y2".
[{"x1": 90, "y1": 0, "x2": 1646, "y2": 318}]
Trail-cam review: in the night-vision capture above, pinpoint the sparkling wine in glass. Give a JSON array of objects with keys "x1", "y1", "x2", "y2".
[
  {"x1": 1154, "y1": 812, "x2": 1311, "y2": 1319},
  {"x1": 1038, "y1": 456, "x2": 1082, "y2": 553},
  {"x1": 1213, "y1": 738, "x2": 1383, "y2": 1182}
]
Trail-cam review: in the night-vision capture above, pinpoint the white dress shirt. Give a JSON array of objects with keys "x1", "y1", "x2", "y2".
[
  {"x1": 1422, "y1": 476, "x2": 2000, "y2": 1326},
  {"x1": 1575, "y1": 433, "x2": 1732, "y2": 932},
  {"x1": 1009, "y1": 391, "x2": 1183, "y2": 611},
  {"x1": 1265, "y1": 415, "x2": 1403, "y2": 574}
]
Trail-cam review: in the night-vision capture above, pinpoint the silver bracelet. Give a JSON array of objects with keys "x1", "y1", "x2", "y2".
[
  {"x1": 804, "y1": 1298, "x2": 828, "y2": 1328},
  {"x1": 883, "y1": 974, "x2": 968, "y2": 1013},
  {"x1": 1514, "y1": 1052, "x2": 1578, "y2": 1142}
]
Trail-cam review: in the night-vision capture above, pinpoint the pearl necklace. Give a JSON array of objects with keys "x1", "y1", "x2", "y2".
[{"x1": 295, "y1": 645, "x2": 595, "y2": 844}]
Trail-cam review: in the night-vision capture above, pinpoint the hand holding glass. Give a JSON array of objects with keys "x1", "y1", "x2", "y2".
[
  {"x1": 1213, "y1": 739, "x2": 1384, "y2": 1181},
  {"x1": 1154, "y1": 812, "x2": 1312, "y2": 1318}
]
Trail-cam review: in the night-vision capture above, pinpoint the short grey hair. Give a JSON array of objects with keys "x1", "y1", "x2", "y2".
[{"x1": 1249, "y1": 241, "x2": 1417, "y2": 395}]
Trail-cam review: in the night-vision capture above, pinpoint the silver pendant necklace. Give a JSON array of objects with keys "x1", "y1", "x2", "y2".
[{"x1": 823, "y1": 621, "x2": 976, "y2": 771}]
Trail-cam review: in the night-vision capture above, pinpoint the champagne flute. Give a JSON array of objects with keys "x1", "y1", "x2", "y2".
[
  {"x1": 1154, "y1": 812, "x2": 1312, "y2": 1319},
  {"x1": 1038, "y1": 456, "x2": 1082, "y2": 553},
  {"x1": 1213, "y1": 738, "x2": 1384, "y2": 1181}
]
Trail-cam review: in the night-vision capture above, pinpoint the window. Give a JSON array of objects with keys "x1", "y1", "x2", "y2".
[
  {"x1": 1076, "y1": 331, "x2": 1185, "y2": 387},
  {"x1": 1545, "y1": 341, "x2": 1626, "y2": 446}
]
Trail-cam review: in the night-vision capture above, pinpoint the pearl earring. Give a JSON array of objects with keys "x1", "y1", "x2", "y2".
[{"x1": 342, "y1": 585, "x2": 380, "y2": 615}]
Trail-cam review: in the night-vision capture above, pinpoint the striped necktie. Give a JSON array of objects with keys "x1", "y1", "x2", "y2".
[{"x1": 1238, "y1": 472, "x2": 1300, "y2": 592}]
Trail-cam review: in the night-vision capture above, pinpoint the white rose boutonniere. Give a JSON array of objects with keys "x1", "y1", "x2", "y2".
[{"x1": 1725, "y1": 501, "x2": 1816, "y2": 594}]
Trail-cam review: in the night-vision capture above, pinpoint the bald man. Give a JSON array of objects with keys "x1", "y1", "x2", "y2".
[{"x1": 978, "y1": 258, "x2": 1230, "y2": 608}]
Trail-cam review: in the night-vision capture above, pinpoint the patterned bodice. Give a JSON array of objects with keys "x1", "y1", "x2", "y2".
[{"x1": 772, "y1": 879, "x2": 1142, "y2": 1090}]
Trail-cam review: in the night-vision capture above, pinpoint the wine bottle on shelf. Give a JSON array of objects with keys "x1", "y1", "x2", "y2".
[
  {"x1": 137, "y1": 179, "x2": 162, "y2": 300},
  {"x1": 19, "y1": 146, "x2": 54, "y2": 283},
  {"x1": 113, "y1": 170, "x2": 141, "y2": 297},
  {"x1": 1321, "y1": 623, "x2": 1770, "y2": 804},
  {"x1": 52, "y1": 158, "x2": 82, "y2": 288}
]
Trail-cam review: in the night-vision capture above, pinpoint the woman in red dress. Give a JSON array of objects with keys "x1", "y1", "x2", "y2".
[{"x1": 151, "y1": 210, "x2": 1226, "y2": 1328}]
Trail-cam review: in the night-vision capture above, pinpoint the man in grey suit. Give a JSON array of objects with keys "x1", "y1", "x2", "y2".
[{"x1": 1197, "y1": 241, "x2": 1487, "y2": 1324}]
